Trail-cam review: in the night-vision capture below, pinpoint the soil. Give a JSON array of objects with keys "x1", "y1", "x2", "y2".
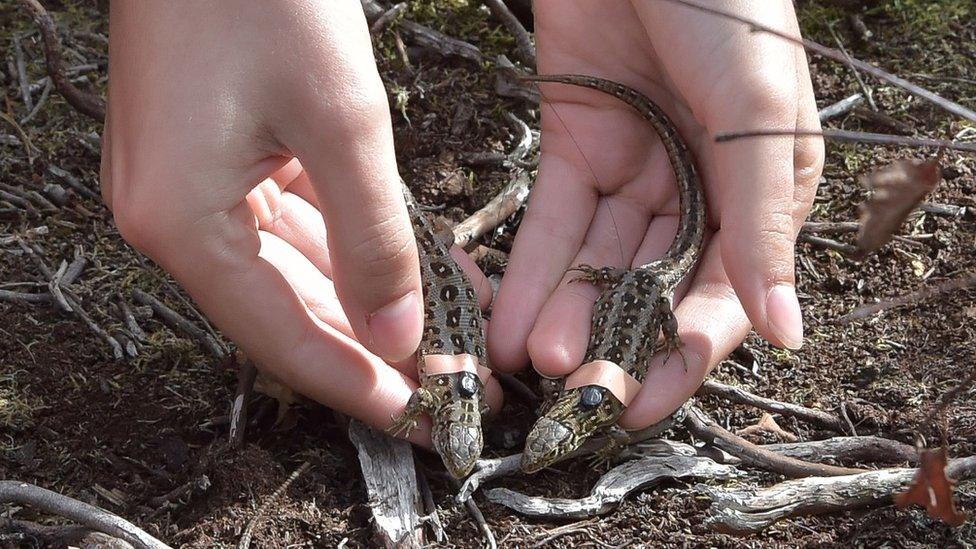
[{"x1": 1, "y1": 1, "x2": 975, "y2": 548}]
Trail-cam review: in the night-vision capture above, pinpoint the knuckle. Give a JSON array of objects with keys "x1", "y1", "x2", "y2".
[
  {"x1": 112, "y1": 187, "x2": 177, "y2": 256},
  {"x1": 756, "y1": 209, "x2": 795, "y2": 244},
  {"x1": 343, "y1": 217, "x2": 416, "y2": 282},
  {"x1": 300, "y1": 78, "x2": 391, "y2": 137},
  {"x1": 734, "y1": 73, "x2": 797, "y2": 122},
  {"x1": 794, "y1": 133, "x2": 826, "y2": 186}
]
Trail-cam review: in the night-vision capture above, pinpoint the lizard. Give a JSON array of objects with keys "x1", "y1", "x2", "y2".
[
  {"x1": 387, "y1": 181, "x2": 491, "y2": 479},
  {"x1": 518, "y1": 74, "x2": 706, "y2": 474}
]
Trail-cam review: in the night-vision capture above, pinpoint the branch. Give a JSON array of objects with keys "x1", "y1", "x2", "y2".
[
  {"x1": 229, "y1": 358, "x2": 259, "y2": 448},
  {"x1": 717, "y1": 129, "x2": 976, "y2": 154},
  {"x1": 0, "y1": 481, "x2": 171, "y2": 549},
  {"x1": 453, "y1": 170, "x2": 532, "y2": 251},
  {"x1": 485, "y1": 442, "x2": 740, "y2": 519},
  {"x1": 482, "y1": 0, "x2": 536, "y2": 68},
  {"x1": 764, "y1": 436, "x2": 917, "y2": 466},
  {"x1": 683, "y1": 406, "x2": 866, "y2": 477},
  {"x1": 818, "y1": 93, "x2": 864, "y2": 122},
  {"x1": 705, "y1": 456, "x2": 976, "y2": 534},
  {"x1": 15, "y1": 0, "x2": 106, "y2": 120},
  {"x1": 2, "y1": 519, "x2": 134, "y2": 549},
  {"x1": 361, "y1": 0, "x2": 483, "y2": 63},
  {"x1": 132, "y1": 288, "x2": 226, "y2": 361},
  {"x1": 836, "y1": 272, "x2": 976, "y2": 324},
  {"x1": 347, "y1": 419, "x2": 425, "y2": 548},
  {"x1": 697, "y1": 379, "x2": 850, "y2": 434},
  {"x1": 663, "y1": 0, "x2": 976, "y2": 122},
  {"x1": 238, "y1": 462, "x2": 311, "y2": 549}
]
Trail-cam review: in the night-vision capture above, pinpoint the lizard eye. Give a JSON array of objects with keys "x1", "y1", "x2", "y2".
[
  {"x1": 457, "y1": 372, "x2": 479, "y2": 397},
  {"x1": 578, "y1": 386, "x2": 604, "y2": 410}
]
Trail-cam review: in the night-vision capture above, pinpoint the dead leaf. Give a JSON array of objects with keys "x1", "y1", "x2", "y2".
[
  {"x1": 254, "y1": 372, "x2": 303, "y2": 426},
  {"x1": 894, "y1": 447, "x2": 967, "y2": 526},
  {"x1": 854, "y1": 157, "x2": 941, "y2": 260},
  {"x1": 735, "y1": 413, "x2": 799, "y2": 442}
]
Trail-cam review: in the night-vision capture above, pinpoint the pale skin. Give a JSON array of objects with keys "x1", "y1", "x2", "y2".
[{"x1": 102, "y1": 1, "x2": 822, "y2": 443}]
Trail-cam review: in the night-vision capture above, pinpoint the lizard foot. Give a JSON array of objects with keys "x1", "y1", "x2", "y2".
[
  {"x1": 568, "y1": 265, "x2": 626, "y2": 286},
  {"x1": 662, "y1": 337, "x2": 688, "y2": 372},
  {"x1": 386, "y1": 389, "x2": 430, "y2": 438},
  {"x1": 586, "y1": 449, "x2": 617, "y2": 471},
  {"x1": 657, "y1": 294, "x2": 687, "y2": 371},
  {"x1": 586, "y1": 426, "x2": 628, "y2": 470},
  {"x1": 387, "y1": 413, "x2": 420, "y2": 438}
]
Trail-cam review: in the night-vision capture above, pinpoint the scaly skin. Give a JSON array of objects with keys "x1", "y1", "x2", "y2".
[
  {"x1": 519, "y1": 74, "x2": 706, "y2": 474},
  {"x1": 388, "y1": 182, "x2": 488, "y2": 478}
]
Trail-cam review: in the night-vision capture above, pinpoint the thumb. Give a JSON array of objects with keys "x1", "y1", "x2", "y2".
[{"x1": 283, "y1": 84, "x2": 422, "y2": 364}]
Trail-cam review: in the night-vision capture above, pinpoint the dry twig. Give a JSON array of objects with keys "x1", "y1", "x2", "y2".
[
  {"x1": 348, "y1": 419, "x2": 425, "y2": 548},
  {"x1": 0, "y1": 481, "x2": 171, "y2": 549},
  {"x1": 368, "y1": 2, "x2": 407, "y2": 35},
  {"x1": 663, "y1": 0, "x2": 976, "y2": 122},
  {"x1": 837, "y1": 272, "x2": 976, "y2": 323},
  {"x1": 705, "y1": 456, "x2": 976, "y2": 534},
  {"x1": 229, "y1": 358, "x2": 259, "y2": 448},
  {"x1": 826, "y1": 23, "x2": 877, "y2": 111},
  {"x1": 736, "y1": 413, "x2": 798, "y2": 443},
  {"x1": 361, "y1": 0, "x2": 483, "y2": 63},
  {"x1": 147, "y1": 475, "x2": 211, "y2": 510},
  {"x1": 764, "y1": 436, "x2": 917, "y2": 466},
  {"x1": 132, "y1": 288, "x2": 226, "y2": 361},
  {"x1": 485, "y1": 442, "x2": 740, "y2": 519},
  {"x1": 684, "y1": 406, "x2": 866, "y2": 478},
  {"x1": 2, "y1": 519, "x2": 134, "y2": 549},
  {"x1": 453, "y1": 170, "x2": 532, "y2": 251},
  {"x1": 697, "y1": 379, "x2": 849, "y2": 434},
  {"x1": 717, "y1": 128, "x2": 976, "y2": 154},
  {"x1": 817, "y1": 93, "x2": 864, "y2": 122},
  {"x1": 238, "y1": 462, "x2": 310, "y2": 549},
  {"x1": 482, "y1": 0, "x2": 536, "y2": 68},
  {"x1": 15, "y1": 0, "x2": 106, "y2": 120}
]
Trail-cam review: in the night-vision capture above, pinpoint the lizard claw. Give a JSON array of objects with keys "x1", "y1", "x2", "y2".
[
  {"x1": 567, "y1": 265, "x2": 625, "y2": 286},
  {"x1": 567, "y1": 264, "x2": 599, "y2": 284},
  {"x1": 387, "y1": 413, "x2": 418, "y2": 438},
  {"x1": 586, "y1": 446, "x2": 618, "y2": 471},
  {"x1": 663, "y1": 337, "x2": 688, "y2": 372}
]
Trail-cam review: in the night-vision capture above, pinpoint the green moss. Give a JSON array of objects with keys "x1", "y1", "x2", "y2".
[
  {"x1": 0, "y1": 370, "x2": 45, "y2": 433},
  {"x1": 871, "y1": 0, "x2": 972, "y2": 36}
]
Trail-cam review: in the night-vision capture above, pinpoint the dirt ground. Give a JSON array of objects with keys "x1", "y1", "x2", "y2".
[{"x1": 2, "y1": 1, "x2": 975, "y2": 547}]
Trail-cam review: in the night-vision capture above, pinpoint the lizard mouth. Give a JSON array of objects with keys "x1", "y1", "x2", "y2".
[{"x1": 520, "y1": 417, "x2": 573, "y2": 473}]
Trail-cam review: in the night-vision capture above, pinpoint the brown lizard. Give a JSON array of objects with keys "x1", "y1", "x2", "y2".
[
  {"x1": 518, "y1": 74, "x2": 706, "y2": 473},
  {"x1": 388, "y1": 181, "x2": 491, "y2": 478}
]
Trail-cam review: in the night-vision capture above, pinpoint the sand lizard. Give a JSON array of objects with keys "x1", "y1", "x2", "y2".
[
  {"x1": 388, "y1": 181, "x2": 490, "y2": 478},
  {"x1": 519, "y1": 74, "x2": 706, "y2": 473}
]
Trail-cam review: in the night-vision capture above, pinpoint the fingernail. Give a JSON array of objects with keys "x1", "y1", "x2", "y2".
[
  {"x1": 366, "y1": 291, "x2": 422, "y2": 362},
  {"x1": 765, "y1": 284, "x2": 803, "y2": 350}
]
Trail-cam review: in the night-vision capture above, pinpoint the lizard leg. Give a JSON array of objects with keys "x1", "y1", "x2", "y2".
[
  {"x1": 586, "y1": 425, "x2": 630, "y2": 470},
  {"x1": 567, "y1": 265, "x2": 627, "y2": 287},
  {"x1": 656, "y1": 295, "x2": 686, "y2": 371},
  {"x1": 388, "y1": 388, "x2": 434, "y2": 438}
]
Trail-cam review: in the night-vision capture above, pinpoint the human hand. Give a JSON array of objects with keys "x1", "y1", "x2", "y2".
[
  {"x1": 101, "y1": 0, "x2": 502, "y2": 443},
  {"x1": 489, "y1": 0, "x2": 823, "y2": 429}
]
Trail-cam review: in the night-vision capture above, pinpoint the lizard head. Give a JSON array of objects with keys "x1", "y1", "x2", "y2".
[
  {"x1": 520, "y1": 385, "x2": 624, "y2": 473},
  {"x1": 429, "y1": 372, "x2": 485, "y2": 478}
]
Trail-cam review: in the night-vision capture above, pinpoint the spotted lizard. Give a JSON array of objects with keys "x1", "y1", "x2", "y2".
[
  {"x1": 387, "y1": 181, "x2": 490, "y2": 478},
  {"x1": 518, "y1": 74, "x2": 706, "y2": 473}
]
